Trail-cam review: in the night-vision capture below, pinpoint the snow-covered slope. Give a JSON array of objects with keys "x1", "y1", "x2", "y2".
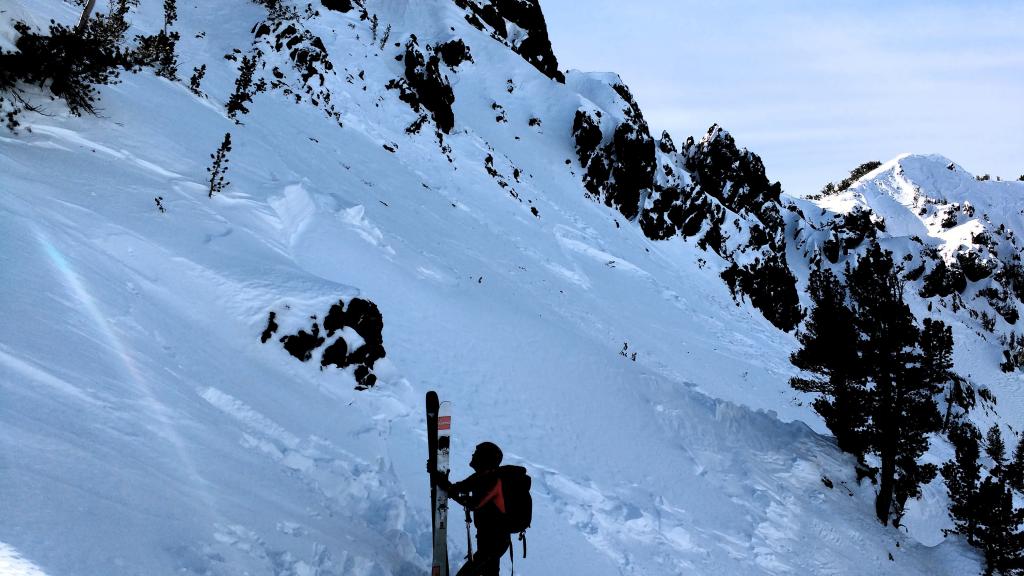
[{"x1": 0, "y1": 1, "x2": 1007, "y2": 575}]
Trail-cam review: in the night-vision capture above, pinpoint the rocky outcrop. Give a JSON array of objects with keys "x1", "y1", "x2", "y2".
[
  {"x1": 261, "y1": 297, "x2": 386, "y2": 389},
  {"x1": 571, "y1": 83, "x2": 655, "y2": 221},
  {"x1": 568, "y1": 75, "x2": 802, "y2": 331},
  {"x1": 642, "y1": 125, "x2": 802, "y2": 331},
  {"x1": 388, "y1": 35, "x2": 456, "y2": 134},
  {"x1": 452, "y1": 0, "x2": 564, "y2": 82},
  {"x1": 319, "y1": 0, "x2": 355, "y2": 13}
]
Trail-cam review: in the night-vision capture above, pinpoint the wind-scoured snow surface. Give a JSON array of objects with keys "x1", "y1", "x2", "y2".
[{"x1": 0, "y1": 1, "x2": 990, "y2": 575}]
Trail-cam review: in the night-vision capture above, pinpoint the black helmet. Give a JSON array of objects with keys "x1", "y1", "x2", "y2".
[{"x1": 470, "y1": 441, "x2": 503, "y2": 471}]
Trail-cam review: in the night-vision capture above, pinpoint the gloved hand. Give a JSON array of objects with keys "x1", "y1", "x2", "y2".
[{"x1": 430, "y1": 469, "x2": 451, "y2": 491}]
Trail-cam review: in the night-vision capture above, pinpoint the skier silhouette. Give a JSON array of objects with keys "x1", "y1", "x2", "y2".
[{"x1": 434, "y1": 441, "x2": 510, "y2": 576}]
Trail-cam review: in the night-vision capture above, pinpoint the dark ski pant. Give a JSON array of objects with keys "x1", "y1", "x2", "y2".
[{"x1": 456, "y1": 531, "x2": 509, "y2": 576}]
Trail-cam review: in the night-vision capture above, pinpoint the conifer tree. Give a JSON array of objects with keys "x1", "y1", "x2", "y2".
[
  {"x1": 919, "y1": 318, "x2": 969, "y2": 429},
  {"x1": 988, "y1": 425, "x2": 1008, "y2": 476},
  {"x1": 974, "y1": 477, "x2": 1024, "y2": 575},
  {"x1": 790, "y1": 263, "x2": 868, "y2": 457},
  {"x1": 1009, "y1": 437, "x2": 1024, "y2": 492},
  {"x1": 845, "y1": 242, "x2": 942, "y2": 525},
  {"x1": 942, "y1": 421, "x2": 982, "y2": 543},
  {"x1": 944, "y1": 422, "x2": 1024, "y2": 575}
]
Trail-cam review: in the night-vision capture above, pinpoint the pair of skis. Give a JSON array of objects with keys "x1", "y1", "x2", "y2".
[{"x1": 426, "y1": 391, "x2": 452, "y2": 576}]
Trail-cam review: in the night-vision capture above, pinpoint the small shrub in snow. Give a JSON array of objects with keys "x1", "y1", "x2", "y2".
[
  {"x1": 207, "y1": 132, "x2": 232, "y2": 197},
  {"x1": 226, "y1": 54, "x2": 260, "y2": 121},
  {"x1": 819, "y1": 161, "x2": 882, "y2": 196},
  {"x1": 130, "y1": 0, "x2": 179, "y2": 80},
  {"x1": 980, "y1": 311, "x2": 996, "y2": 333},
  {"x1": 132, "y1": 30, "x2": 179, "y2": 80},
  {"x1": 941, "y1": 206, "x2": 959, "y2": 228},
  {"x1": 188, "y1": 64, "x2": 206, "y2": 96}
]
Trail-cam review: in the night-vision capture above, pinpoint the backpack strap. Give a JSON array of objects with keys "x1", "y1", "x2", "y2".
[
  {"x1": 507, "y1": 531, "x2": 526, "y2": 576},
  {"x1": 476, "y1": 477, "x2": 505, "y2": 513}
]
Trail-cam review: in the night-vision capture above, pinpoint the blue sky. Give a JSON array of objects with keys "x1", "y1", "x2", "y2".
[{"x1": 542, "y1": 0, "x2": 1024, "y2": 196}]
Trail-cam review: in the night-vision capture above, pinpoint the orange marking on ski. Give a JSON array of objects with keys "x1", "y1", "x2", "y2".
[{"x1": 438, "y1": 416, "x2": 451, "y2": 430}]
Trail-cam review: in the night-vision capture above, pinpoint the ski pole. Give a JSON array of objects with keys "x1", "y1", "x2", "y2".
[{"x1": 464, "y1": 504, "x2": 474, "y2": 562}]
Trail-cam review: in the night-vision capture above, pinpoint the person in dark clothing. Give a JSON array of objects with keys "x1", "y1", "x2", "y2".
[{"x1": 435, "y1": 441, "x2": 510, "y2": 576}]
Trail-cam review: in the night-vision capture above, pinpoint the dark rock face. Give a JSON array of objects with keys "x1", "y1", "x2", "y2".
[
  {"x1": 821, "y1": 207, "x2": 880, "y2": 264},
  {"x1": 321, "y1": 298, "x2": 385, "y2": 389},
  {"x1": 721, "y1": 252, "x2": 802, "y2": 331},
  {"x1": 320, "y1": 0, "x2": 353, "y2": 13},
  {"x1": 920, "y1": 260, "x2": 967, "y2": 298},
  {"x1": 280, "y1": 322, "x2": 326, "y2": 362},
  {"x1": 451, "y1": 0, "x2": 564, "y2": 82},
  {"x1": 641, "y1": 182, "x2": 725, "y2": 243},
  {"x1": 637, "y1": 124, "x2": 802, "y2": 331},
  {"x1": 570, "y1": 99, "x2": 801, "y2": 330},
  {"x1": 572, "y1": 109, "x2": 609, "y2": 200},
  {"x1": 260, "y1": 311, "x2": 279, "y2": 343},
  {"x1": 677, "y1": 127, "x2": 801, "y2": 331},
  {"x1": 435, "y1": 39, "x2": 473, "y2": 68},
  {"x1": 658, "y1": 130, "x2": 676, "y2": 155},
  {"x1": 255, "y1": 22, "x2": 333, "y2": 85},
  {"x1": 957, "y1": 251, "x2": 995, "y2": 282},
  {"x1": 680, "y1": 125, "x2": 784, "y2": 239},
  {"x1": 403, "y1": 39, "x2": 454, "y2": 131},
  {"x1": 392, "y1": 36, "x2": 456, "y2": 134},
  {"x1": 250, "y1": 9, "x2": 343, "y2": 125},
  {"x1": 264, "y1": 297, "x2": 386, "y2": 389},
  {"x1": 563, "y1": 73, "x2": 802, "y2": 331},
  {"x1": 570, "y1": 83, "x2": 656, "y2": 221}
]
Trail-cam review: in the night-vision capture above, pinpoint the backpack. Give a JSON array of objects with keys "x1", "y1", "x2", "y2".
[{"x1": 497, "y1": 465, "x2": 532, "y2": 534}]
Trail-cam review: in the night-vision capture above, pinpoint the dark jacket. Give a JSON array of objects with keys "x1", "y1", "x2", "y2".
[{"x1": 442, "y1": 470, "x2": 505, "y2": 533}]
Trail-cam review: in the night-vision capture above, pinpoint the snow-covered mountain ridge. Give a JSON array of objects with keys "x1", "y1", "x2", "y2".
[
  {"x1": 0, "y1": 0, "x2": 1018, "y2": 574},
  {"x1": 792, "y1": 154, "x2": 1024, "y2": 409}
]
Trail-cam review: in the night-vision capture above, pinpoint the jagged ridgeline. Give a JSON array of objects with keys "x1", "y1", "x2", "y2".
[
  {"x1": 791, "y1": 156, "x2": 1024, "y2": 372},
  {"x1": 570, "y1": 80, "x2": 801, "y2": 331}
]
